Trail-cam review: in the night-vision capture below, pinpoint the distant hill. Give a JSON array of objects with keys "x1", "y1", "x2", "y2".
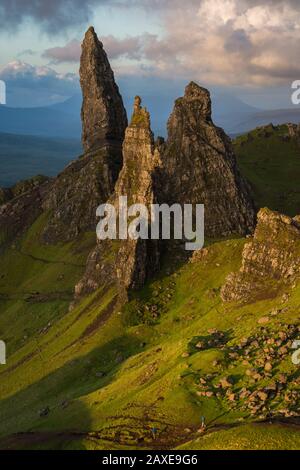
[
  {"x1": 0, "y1": 93, "x2": 299, "y2": 138},
  {"x1": 0, "y1": 94, "x2": 299, "y2": 189},
  {"x1": 49, "y1": 94, "x2": 82, "y2": 116},
  {"x1": 229, "y1": 107, "x2": 300, "y2": 134},
  {"x1": 0, "y1": 101, "x2": 81, "y2": 138},
  {"x1": 0, "y1": 132, "x2": 82, "y2": 187},
  {"x1": 234, "y1": 123, "x2": 300, "y2": 216}
]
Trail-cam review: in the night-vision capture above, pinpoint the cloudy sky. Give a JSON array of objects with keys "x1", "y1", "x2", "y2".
[{"x1": 0, "y1": 0, "x2": 299, "y2": 109}]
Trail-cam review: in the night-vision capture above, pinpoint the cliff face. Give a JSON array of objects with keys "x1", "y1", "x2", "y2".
[
  {"x1": 221, "y1": 208, "x2": 300, "y2": 303},
  {"x1": 74, "y1": 97, "x2": 161, "y2": 301},
  {"x1": 80, "y1": 26, "x2": 128, "y2": 154},
  {"x1": 42, "y1": 27, "x2": 127, "y2": 243},
  {"x1": 0, "y1": 177, "x2": 50, "y2": 247},
  {"x1": 161, "y1": 82, "x2": 256, "y2": 237},
  {"x1": 42, "y1": 148, "x2": 121, "y2": 243},
  {"x1": 113, "y1": 97, "x2": 161, "y2": 297},
  {"x1": 74, "y1": 81, "x2": 258, "y2": 301},
  {"x1": 287, "y1": 123, "x2": 300, "y2": 139}
]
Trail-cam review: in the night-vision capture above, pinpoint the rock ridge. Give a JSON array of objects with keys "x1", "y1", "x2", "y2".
[
  {"x1": 221, "y1": 207, "x2": 300, "y2": 303},
  {"x1": 42, "y1": 27, "x2": 127, "y2": 243},
  {"x1": 161, "y1": 81, "x2": 256, "y2": 238},
  {"x1": 80, "y1": 26, "x2": 128, "y2": 154},
  {"x1": 74, "y1": 96, "x2": 162, "y2": 301}
]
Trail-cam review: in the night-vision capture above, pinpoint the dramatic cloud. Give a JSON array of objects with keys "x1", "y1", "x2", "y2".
[
  {"x1": 0, "y1": 0, "x2": 300, "y2": 35},
  {"x1": 102, "y1": 35, "x2": 147, "y2": 60},
  {"x1": 0, "y1": 0, "x2": 114, "y2": 33},
  {"x1": 43, "y1": 35, "x2": 148, "y2": 64},
  {"x1": 43, "y1": 40, "x2": 81, "y2": 63},
  {"x1": 2, "y1": 0, "x2": 300, "y2": 87},
  {"x1": 0, "y1": 60, "x2": 79, "y2": 106},
  {"x1": 132, "y1": 0, "x2": 300, "y2": 86}
]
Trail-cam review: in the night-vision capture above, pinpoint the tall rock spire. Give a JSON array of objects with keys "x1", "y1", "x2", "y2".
[
  {"x1": 162, "y1": 81, "x2": 256, "y2": 237},
  {"x1": 42, "y1": 27, "x2": 127, "y2": 243},
  {"x1": 74, "y1": 97, "x2": 162, "y2": 301},
  {"x1": 80, "y1": 26, "x2": 128, "y2": 154},
  {"x1": 114, "y1": 96, "x2": 161, "y2": 297}
]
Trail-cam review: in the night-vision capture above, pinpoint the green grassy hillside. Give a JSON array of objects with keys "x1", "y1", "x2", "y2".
[
  {"x1": 0, "y1": 212, "x2": 299, "y2": 450},
  {"x1": 234, "y1": 124, "x2": 300, "y2": 216}
]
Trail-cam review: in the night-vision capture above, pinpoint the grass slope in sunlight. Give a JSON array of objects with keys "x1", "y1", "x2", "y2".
[
  {"x1": 234, "y1": 124, "x2": 300, "y2": 216},
  {"x1": 0, "y1": 212, "x2": 299, "y2": 450}
]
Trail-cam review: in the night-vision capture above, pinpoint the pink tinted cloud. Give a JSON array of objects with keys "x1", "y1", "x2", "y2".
[{"x1": 42, "y1": 0, "x2": 300, "y2": 86}]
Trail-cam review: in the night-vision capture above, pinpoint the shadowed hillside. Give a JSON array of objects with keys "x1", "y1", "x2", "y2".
[{"x1": 235, "y1": 124, "x2": 300, "y2": 216}]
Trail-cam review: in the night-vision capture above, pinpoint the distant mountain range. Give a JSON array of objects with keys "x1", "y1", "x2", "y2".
[
  {"x1": 0, "y1": 95, "x2": 82, "y2": 139},
  {"x1": 0, "y1": 92, "x2": 299, "y2": 188},
  {"x1": 225, "y1": 107, "x2": 300, "y2": 134},
  {"x1": 1, "y1": 92, "x2": 300, "y2": 139},
  {"x1": 0, "y1": 132, "x2": 82, "y2": 187}
]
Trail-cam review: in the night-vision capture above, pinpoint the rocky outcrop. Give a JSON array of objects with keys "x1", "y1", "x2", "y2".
[
  {"x1": 221, "y1": 208, "x2": 300, "y2": 303},
  {"x1": 161, "y1": 81, "x2": 256, "y2": 237},
  {"x1": 74, "y1": 97, "x2": 162, "y2": 301},
  {"x1": 80, "y1": 26, "x2": 127, "y2": 154},
  {"x1": 42, "y1": 148, "x2": 121, "y2": 243},
  {"x1": 113, "y1": 96, "x2": 161, "y2": 297},
  {"x1": 287, "y1": 123, "x2": 300, "y2": 139},
  {"x1": 0, "y1": 187, "x2": 12, "y2": 205},
  {"x1": 0, "y1": 178, "x2": 50, "y2": 247},
  {"x1": 42, "y1": 27, "x2": 127, "y2": 243},
  {"x1": 74, "y1": 83, "x2": 258, "y2": 301},
  {"x1": 0, "y1": 175, "x2": 49, "y2": 206},
  {"x1": 73, "y1": 238, "x2": 117, "y2": 303}
]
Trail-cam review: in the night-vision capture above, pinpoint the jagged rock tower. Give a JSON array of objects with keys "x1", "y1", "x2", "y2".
[
  {"x1": 161, "y1": 82, "x2": 256, "y2": 237},
  {"x1": 113, "y1": 96, "x2": 161, "y2": 297},
  {"x1": 221, "y1": 208, "x2": 300, "y2": 303},
  {"x1": 75, "y1": 96, "x2": 162, "y2": 301},
  {"x1": 42, "y1": 27, "x2": 127, "y2": 243},
  {"x1": 73, "y1": 42, "x2": 257, "y2": 303},
  {"x1": 80, "y1": 26, "x2": 127, "y2": 154}
]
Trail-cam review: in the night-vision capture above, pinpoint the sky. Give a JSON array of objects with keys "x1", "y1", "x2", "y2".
[{"x1": 0, "y1": 0, "x2": 300, "y2": 110}]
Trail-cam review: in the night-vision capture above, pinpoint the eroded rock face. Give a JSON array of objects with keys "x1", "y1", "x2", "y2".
[
  {"x1": 0, "y1": 178, "x2": 50, "y2": 247},
  {"x1": 221, "y1": 208, "x2": 300, "y2": 303},
  {"x1": 114, "y1": 97, "x2": 161, "y2": 297},
  {"x1": 0, "y1": 175, "x2": 49, "y2": 206},
  {"x1": 42, "y1": 27, "x2": 127, "y2": 243},
  {"x1": 80, "y1": 26, "x2": 127, "y2": 154},
  {"x1": 0, "y1": 187, "x2": 12, "y2": 205},
  {"x1": 161, "y1": 81, "x2": 256, "y2": 237},
  {"x1": 287, "y1": 123, "x2": 300, "y2": 139},
  {"x1": 42, "y1": 148, "x2": 121, "y2": 243},
  {"x1": 74, "y1": 84, "x2": 257, "y2": 301},
  {"x1": 75, "y1": 97, "x2": 162, "y2": 301},
  {"x1": 73, "y1": 239, "x2": 117, "y2": 302}
]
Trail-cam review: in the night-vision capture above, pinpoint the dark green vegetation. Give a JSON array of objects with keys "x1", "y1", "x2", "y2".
[
  {"x1": 234, "y1": 124, "x2": 300, "y2": 216},
  {"x1": 0, "y1": 125, "x2": 300, "y2": 450},
  {"x1": 0, "y1": 132, "x2": 82, "y2": 187},
  {"x1": 0, "y1": 209, "x2": 299, "y2": 450}
]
